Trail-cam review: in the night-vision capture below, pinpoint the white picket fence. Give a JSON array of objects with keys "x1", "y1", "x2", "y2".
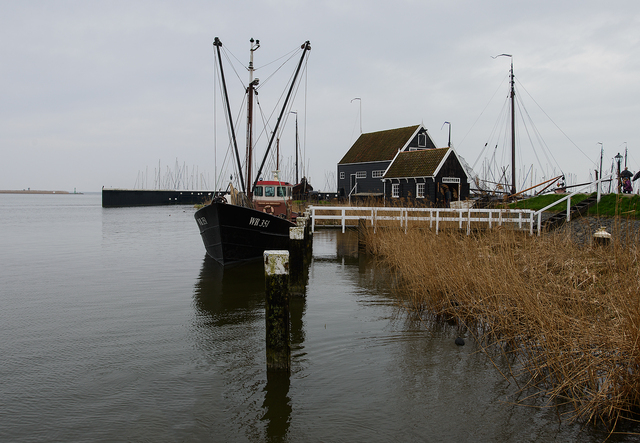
[{"x1": 309, "y1": 205, "x2": 537, "y2": 235}]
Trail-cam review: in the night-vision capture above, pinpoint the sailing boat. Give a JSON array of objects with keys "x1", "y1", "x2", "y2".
[{"x1": 194, "y1": 38, "x2": 311, "y2": 265}]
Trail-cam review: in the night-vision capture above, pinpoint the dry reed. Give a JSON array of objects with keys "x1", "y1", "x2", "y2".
[{"x1": 363, "y1": 221, "x2": 640, "y2": 429}]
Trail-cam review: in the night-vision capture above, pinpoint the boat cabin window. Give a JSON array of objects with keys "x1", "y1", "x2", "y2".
[
  {"x1": 254, "y1": 186, "x2": 263, "y2": 197},
  {"x1": 277, "y1": 186, "x2": 287, "y2": 197},
  {"x1": 265, "y1": 186, "x2": 275, "y2": 197}
]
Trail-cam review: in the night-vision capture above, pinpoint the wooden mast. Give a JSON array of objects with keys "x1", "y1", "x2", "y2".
[
  {"x1": 253, "y1": 41, "x2": 311, "y2": 192},
  {"x1": 213, "y1": 37, "x2": 245, "y2": 194},
  {"x1": 509, "y1": 57, "x2": 516, "y2": 195},
  {"x1": 246, "y1": 38, "x2": 260, "y2": 199}
]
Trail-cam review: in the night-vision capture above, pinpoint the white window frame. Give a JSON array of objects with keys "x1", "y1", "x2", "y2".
[
  {"x1": 372, "y1": 170, "x2": 384, "y2": 178},
  {"x1": 416, "y1": 183, "x2": 425, "y2": 198},
  {"x1": 356, "y1": 171, "x2": 366, "y2": 179},
  {"x1": 392, "y1": 183, "x2": 400, "y2": 198},
  {"x1": 340, "y1": 171, "x2": 345, "y2": 179},
  {"x1": 418, "y1": 133, "x2": 427, "y2": 147}
]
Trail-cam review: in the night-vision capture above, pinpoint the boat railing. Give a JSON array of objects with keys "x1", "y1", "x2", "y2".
[{"x1": 309, "y1": 206, "x2": 536, "y2": 235}]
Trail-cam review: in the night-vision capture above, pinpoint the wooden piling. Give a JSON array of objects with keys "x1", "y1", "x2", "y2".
[
  {"x1": 297, "y1": 215, "x2": 313, "y2": 260},
  {"x1": 289, "y1": 226, "x2": 306, "y2": 296},
  {"x1": 264, "y1": 250, "x2": 291, "y2": 372},
  {"x1": 358, "y1": 218, "x2": 367, "y2": 251}
]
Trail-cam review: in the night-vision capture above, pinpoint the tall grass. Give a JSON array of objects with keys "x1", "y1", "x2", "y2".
[{"x1": 363, "y1": 223, "x2": 640, "y2": 428}]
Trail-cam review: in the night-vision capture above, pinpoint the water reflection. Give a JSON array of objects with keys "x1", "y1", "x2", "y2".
[
  {"x1": 193, "y1": 257, "x2": 266, "y2": 326},
  {"x1": 193, "y1": 255, "x2": 308, "y2": 442},
  {"x1": 189, "y1": 231, "x2": 618, "y2": 442}
]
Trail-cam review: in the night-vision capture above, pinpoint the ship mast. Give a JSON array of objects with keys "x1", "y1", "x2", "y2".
[
  {"x1": 493, "y1": 53, "x2": 516, "y2": 195},
  {"x1": 253, "y1": 41, "x2": 311, "y2": 192},
  {"x1": 509, "y1": 57, "x2": 516, "y2": 195},
  {"x1": 213, "y1": 37, "x2": 245, "y2": 194},
  {"x1": 246, "y1": 38, "x2": 260, "y2": 199}
]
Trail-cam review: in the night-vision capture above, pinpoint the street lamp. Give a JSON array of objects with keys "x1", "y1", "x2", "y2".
[
  {"x1": 441, "y1": 121, "x2": 451, "y2": 147},
  {"x1": 615, "y1": 152, "x2": 623, "y2": 193},
  {"x1": 351, "y1": 98, "x2": 362, "y2": 134}
]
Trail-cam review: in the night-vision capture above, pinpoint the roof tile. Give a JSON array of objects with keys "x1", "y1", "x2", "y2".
[
  {"x1": 383, "y1": 148, "x2": 449, "y2": 178},
  {"x1": 338, "y1": 125, "x2": 420, "y2": 164}
]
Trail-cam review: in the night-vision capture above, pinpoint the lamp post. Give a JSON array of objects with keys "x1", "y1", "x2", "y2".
[
  {"x1": 615, "y1": 152, "x2": 623, "y2": 193},
  {"x1": 351, "y1": 98, "x2": 362, "y2": 134},
  {"x1": 442, "y1": 121, "x2": 451, "y2": 147}
]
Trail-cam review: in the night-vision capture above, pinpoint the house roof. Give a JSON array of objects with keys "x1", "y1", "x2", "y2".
[
  {"x1": 383, "y1": 148, "x2": 450, "y2": 178},
  {"x1": 338, "y1": 125, "x2": 420, "y2": 164}
]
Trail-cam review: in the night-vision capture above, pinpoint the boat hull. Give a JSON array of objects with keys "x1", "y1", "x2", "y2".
[{"x1": 195, "y1": 202, "x2": 295, "y2": 265}]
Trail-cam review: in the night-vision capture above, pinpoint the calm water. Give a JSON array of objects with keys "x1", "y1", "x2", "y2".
[{"x1": 0, "y1": 193, "x2": 629, "y2": 442}]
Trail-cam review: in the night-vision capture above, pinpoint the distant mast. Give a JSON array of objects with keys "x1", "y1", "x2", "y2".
[
  {"x1": 494, "y1": 54, "x2": 516, "y2": 195},
  {"x1": 509, "y1": 57, "x2": 516, "y2": 195}
]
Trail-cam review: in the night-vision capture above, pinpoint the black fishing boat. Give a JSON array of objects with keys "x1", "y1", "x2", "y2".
[{"x1": 195, "y1": 38, "x2": 311, "y2": 265}]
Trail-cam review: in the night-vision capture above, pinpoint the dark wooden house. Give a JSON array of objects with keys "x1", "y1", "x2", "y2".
[
  {"x1": 381, "y1": 147, "x2": 470, "y2": 206},
  {"x1": 337, "y1": 124, "x2": 437, "y2": 199}
]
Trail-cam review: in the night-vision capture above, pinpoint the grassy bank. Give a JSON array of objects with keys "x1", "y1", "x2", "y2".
[
  {"x1": 509, "y1": 192, "x2": 640, "y2": 218},
  {"x1": 363, "y1": 225, "x2": 640, "y2": 429}
]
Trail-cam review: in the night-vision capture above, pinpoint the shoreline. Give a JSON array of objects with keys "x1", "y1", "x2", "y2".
[{"x1": 0, "y1": 190, "x2": 73, "y2": 194}]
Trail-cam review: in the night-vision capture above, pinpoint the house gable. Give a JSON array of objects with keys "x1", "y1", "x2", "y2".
[{"x1": 381, "y1": 147, "x2": 471, "y2": 204}]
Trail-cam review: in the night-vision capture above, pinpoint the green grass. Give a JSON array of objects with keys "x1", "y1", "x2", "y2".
[
  {"x1": 588, "y1": 193, "x2": 640, "y2": 218},
  {"x1": 507, "y1": 192, "x2": 640, "y2": 218},
  {"x1": 508, "y1": 193, "x2": 592, "y2": 211}
]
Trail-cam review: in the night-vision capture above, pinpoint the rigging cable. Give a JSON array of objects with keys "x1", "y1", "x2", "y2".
[
  {"x1": 458, "y1": 72, "x2": 510, "y2": 150},
  {"x1": 517, "y1": 79, "x2": 597, "y2": 169}
]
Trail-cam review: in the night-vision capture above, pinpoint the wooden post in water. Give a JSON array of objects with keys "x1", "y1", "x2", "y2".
[
  {"x1": 289, "y1": 226, "x2": 306, "y2": 296},
  {"x1": 358, "y1": 218, "x2": 367, "y2": 251},
  {"x1": 297, "y1": 215, "x2": 312, "y2": 260},
  {"x1": 264, "y1": 250, "x2": 291, "y2": 372}
]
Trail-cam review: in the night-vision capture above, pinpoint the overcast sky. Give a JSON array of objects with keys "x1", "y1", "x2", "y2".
[{"x1": 2, "y1": 1, "x2": 640, "y2": 192}]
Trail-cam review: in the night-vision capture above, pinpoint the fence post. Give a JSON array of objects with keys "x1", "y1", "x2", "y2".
[
  {"x1": 264, "y1": 250, "x2": 291, "y2": 372},
  {"x1": 537, "y1": 212, "x2": 542, "y2": 236}
]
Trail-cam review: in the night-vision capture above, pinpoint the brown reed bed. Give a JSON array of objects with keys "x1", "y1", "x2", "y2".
[{"x1": 362, "y1": 221, "x2": 640, "y2": 430}]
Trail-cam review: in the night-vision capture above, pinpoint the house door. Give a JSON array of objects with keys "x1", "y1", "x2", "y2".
[{"x1": 350, "y1": 174, "x2": 356, "y2": 195}]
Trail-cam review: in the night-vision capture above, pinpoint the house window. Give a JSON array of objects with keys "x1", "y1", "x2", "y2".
[
  {"x1": 392, "y1": 183, "x2": 399, "y2": 198},
  {"x1": 356, "y1": 171, "x2": 366, "y2": 179},
  {"x1": 372, "y1": 170, "x2": 385, "y2": 178},
  {"x1": 416, "y1": 183, "x2": 425, "y2": 198},
  {"x1": 340, "y1": 171, "x2": 345, "y2": 179},
  {"x1": 418, "y1": 133, "x2": 427, "y2": 147}
]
